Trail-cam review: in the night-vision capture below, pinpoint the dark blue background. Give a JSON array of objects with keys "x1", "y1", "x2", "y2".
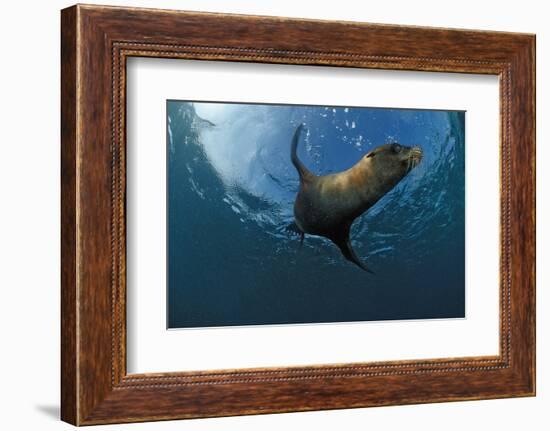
[{"x1": 167, "y1": 101, "x2": 465, "y2": 328}]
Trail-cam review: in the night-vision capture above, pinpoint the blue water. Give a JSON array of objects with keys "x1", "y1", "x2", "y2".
[{"x1": 167, "y1": 100, "x2": 465, "y2": 328}]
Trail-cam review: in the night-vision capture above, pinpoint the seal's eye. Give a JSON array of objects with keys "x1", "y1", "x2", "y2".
[{"x1": 392, "y1": 144, "x2": 402, "y2": 154}]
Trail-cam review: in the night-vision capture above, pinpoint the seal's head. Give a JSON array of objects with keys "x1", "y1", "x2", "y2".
[{"x1": 361, "y1": 142, "x2": 423, "y2": 196}]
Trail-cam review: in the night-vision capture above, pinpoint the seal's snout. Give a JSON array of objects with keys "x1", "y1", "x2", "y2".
[{"x1": 408, "y1": 146, "x2": 423, "y2": 169}]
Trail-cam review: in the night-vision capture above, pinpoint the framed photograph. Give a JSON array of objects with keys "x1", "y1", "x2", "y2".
[{"x1": 61, "y1": 4, "x2": 535, "y2": 425}]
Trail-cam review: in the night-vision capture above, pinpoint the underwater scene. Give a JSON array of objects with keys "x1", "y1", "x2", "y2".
[{"x1": 167, "y1": 100, "x2": 465, "y2": 329}]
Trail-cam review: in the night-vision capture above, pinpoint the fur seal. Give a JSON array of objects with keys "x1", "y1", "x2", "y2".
[{"x1": 289, "y1": 123, "x2": 423, "y2": 273}]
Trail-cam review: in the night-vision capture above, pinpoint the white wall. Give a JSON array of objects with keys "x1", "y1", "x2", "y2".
[{"x1": 0, "y1": 0, "x2": 546, "y2": 429}]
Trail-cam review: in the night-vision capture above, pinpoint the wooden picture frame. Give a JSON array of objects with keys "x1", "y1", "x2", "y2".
[{"x1": 61, "y1": 4, "x2": 535, "y2": 425}]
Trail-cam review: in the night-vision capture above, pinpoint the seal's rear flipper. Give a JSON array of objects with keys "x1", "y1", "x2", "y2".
[
  {"x1": 332, "y1": 236, "x2": 374, "y2": 274},
  {"x1": 290, "y1": 124, "x2": 315, "y2": 182},
  {"x1": 286, "y1": 222, "x2": 302, "y2": 235},
  {"x1": 286, "y1": 222, "x2": 305, "y2": 247}
]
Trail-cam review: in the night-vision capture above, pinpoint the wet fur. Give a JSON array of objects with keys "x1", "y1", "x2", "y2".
[{"x1": 290, "y1": 123, "x2": 422, "y2": 273}]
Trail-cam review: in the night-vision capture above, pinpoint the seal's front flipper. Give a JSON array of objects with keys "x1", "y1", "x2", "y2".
[
  {"x1": 330, "y1": 227, "x2": 374, "y2": 274},
  {"x1": 335, "y1": 239, "x2": 374, "y2": 274}
]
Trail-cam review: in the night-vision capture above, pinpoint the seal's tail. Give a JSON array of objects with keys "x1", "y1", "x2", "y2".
[{"x1": 291, "y1": 124, "x2": 314, "y2": 181}]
